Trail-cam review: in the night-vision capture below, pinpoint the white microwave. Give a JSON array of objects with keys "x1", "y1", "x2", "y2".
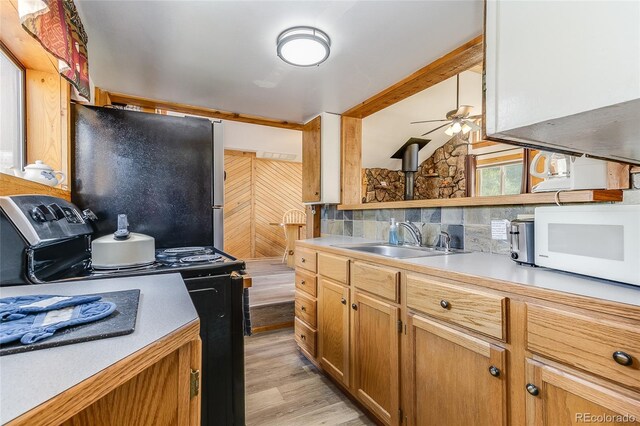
[{"x1": 535, "y1": 205, "x2": 640, "y2": 286}]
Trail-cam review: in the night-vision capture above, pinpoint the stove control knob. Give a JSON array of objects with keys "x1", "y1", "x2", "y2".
[
  {"x1": 30, "y1": 205, "x2": 51, "y2": 222},
  {"x1": 47, "y1": 203, "x2": 65, "y2": 220},
  {"x1": 511, "y1": 252, "x2": 518, "y2": 260}
]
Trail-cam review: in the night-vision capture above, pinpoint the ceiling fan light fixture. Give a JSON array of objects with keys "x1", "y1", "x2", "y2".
[
  {"x1": 277, "y1": 26, "x2": 331, "y2": 67},
  {"x1": 462, "y1": 123, "x2": 472, "y2": 134},
  {"x1": 444, "y1": 126, "x2": 455, "y2": 137},
  {"x1": 451, "y1": 121, "x2": 462, "y2": 134}
]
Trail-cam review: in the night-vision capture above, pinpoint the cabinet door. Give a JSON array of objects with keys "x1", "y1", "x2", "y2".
[
  {"x1": 407, "y1": 314, "x2": 506, "y2": 426},
  {"x1": 302, "y1": 115, "x2": 321, "y2": 203},
  {"x1": 352, "y1": 291, "x2": 400, "y2": 425},
  {"x1": 525, "y1": 360, "x2": 640, "y2": 426},
  {"x1": 318, "y1": 278, "x2": 350, "y2": 386}
]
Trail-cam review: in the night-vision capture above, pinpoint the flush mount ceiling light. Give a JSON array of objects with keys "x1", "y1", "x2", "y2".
[{"x1": 277, "y1": 26, "x2": 331, "y2": 67}]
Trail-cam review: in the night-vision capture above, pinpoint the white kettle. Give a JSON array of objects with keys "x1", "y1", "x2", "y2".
[{"x1": 12, "y1": 160, "x2": 66, "y2": 187}]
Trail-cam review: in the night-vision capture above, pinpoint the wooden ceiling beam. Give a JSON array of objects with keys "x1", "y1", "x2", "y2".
[
  {"x1": 102, "y1": 90, "x2": 304, "y2": 131},
  {"x1": 342, "y1": 35, "x2": 484, "y2": 119}
]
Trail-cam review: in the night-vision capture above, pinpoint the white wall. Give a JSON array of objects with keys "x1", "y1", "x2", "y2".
[
  {"x1": 362, "y1": 71, "x2": 482, "y2": 169},
  {"x1": 222, "y1": 120, "x2": 302, "y2": 162}
]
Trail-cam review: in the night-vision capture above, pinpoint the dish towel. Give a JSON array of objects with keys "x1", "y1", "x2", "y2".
[
  {"x1": 0, "y1": 301, "x2": 116, "y2": 345},
  {"x1": 0, "y1": 295, "x2": 103, "y2": 321}
]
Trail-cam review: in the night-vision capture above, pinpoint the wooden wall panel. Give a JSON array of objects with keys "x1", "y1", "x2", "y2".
[
  {"x1": 254, "y1": 159, "x2": 304, "y2": 258},
  {"x1": 223, "y1": 151, "x2": 304, "y2": 259},
  {"x1": 223, "y1": 152, "x2": 254, "y2": 260}
]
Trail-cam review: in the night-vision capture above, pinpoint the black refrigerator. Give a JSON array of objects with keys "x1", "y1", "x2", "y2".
[
  {"x1": 72, "y1": 104, "x2": 245, "y2": 426},
  {"x1": 72, "y1": 104, "x2": 224, "y2": 249}
]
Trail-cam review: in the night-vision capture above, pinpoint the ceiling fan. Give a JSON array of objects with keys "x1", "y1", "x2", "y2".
[{"x1": 410, "y1": 74, "x2": 481, "y2": 138}]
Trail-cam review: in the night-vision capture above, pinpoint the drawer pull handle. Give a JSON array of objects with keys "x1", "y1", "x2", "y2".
[
  {"x1": 301, "y1": 306, "x2": 306, "y2": 311},
  {"x1": 300, "y1": 280, "x2": 306, "y2": 285},
  {"x1": 488, "y1": 366, "x2": 501, "y2": 377},
  {"x1": 341, "y1": 298, "x2": 347, "y2": 305},
  {"x1": 612, "y1": 351, "x2": 633, "y2": 366},
  {"x1": 526, "y1": 383, "x2": 539, "y2": 396},
  {"x1": 301, "y1": 258, "x2": 306, "y2": 263},
  {"x1": 352, "y1": 303, "x2": 358, "y2": 311},
  {"x1": 440, "y1": 300, "x2": 451, "y2": 310},
  {"x1": 300, "y1": 334, "x2": 306, "y2": 340}
]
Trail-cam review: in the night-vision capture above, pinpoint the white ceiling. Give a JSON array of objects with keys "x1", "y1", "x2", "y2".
[
  {"x1": 363, "y1": 71, "x2": 482, "y2": 169},
  {"x1": 75, "y1": 1, "x2": 483, "y2": 124}
]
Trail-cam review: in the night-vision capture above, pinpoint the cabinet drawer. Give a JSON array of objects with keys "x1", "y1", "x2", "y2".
[
  {"x1": 295, "y1": 248, "x2": 317, "y2": 273},
  {"x1": 294, "y1": 317, "x2": 317, "y2": 357},
  {"x1": 317, "y1": 253, "x2": 349, "y2": 284},
  {"x1": 527, "y1": 304, "x2": 640, "y2": 390},
  {"x1": 295, "y1": 270, "x2": 317, "y2": 297},
  {"x1": 295, "y1": 291, "x2": 317, "y2": 328},
  {"x1": 406, "y1": 275, "x2": 506, "y2": 340},
  {"x1": 351, "y1": 261, "x2": 399, "y2": 302}
]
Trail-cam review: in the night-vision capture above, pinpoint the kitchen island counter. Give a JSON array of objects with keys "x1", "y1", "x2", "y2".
[
  {"x1": 298, "y1": 236, "x2": 640, "y2": 315},
  {"x1": 0, "y1": 273, "x2": 199, "y2": 425}
]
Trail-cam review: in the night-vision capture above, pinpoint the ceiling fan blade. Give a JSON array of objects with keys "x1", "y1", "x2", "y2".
[
  {"x1": 463, "y1": 120, "x2": 481, "y2": 131},
  {"x1": 421, "y1": 122, "x2": 451, "y2": 136},
  {"x1": 410, "y1": 119, "x2": 450, "y2": 124}
]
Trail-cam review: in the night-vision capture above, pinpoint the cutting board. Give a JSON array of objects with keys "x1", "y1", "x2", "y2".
[{"x1": 0, "y1": 289, "x2": 140, "y2": 356}]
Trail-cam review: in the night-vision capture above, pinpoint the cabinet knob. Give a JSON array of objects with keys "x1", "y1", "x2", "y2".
[
  {"x1": 488, "y1": 366, "x2": 501, "y2": 377},
  {"x1": 300, "y1": 280, "x2": 306, "y2": 285},
  {"x1": 341, "y1": 298, "x2": 347, "y2": 305},
  {"x1": 301, "y1": 258, "x2": 306, "y2": 263},
  {"x1": 300, "y1": 334, "x2": 306, "y2": 340},
  {"x1": 301, "y1": 306, "x2": 306, "y2": 311},
  {"x1": 526, "y1": 383, "x2": 539, "y2": 396},
  {"x1": 612, "y1": 351, "x2": 633, "y2": 366},
  {"x1": 352, "y1": 303, "x2": 358, "y2": 311},
  {"x1": 440, "y1": 300, "x2": 451, "y2": 310}
]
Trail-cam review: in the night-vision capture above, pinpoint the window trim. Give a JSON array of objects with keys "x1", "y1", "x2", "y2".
[{"x1": 0, "y1": 41, "x2": 26, "y2": 170}]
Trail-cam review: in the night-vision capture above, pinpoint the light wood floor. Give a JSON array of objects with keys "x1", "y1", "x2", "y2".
[
  {"x1": 244, "y1": 328, "x2": 375, "y2": 426},
  {"x1": 245, "y1": 258, "x2": 295, "y2": 306}
]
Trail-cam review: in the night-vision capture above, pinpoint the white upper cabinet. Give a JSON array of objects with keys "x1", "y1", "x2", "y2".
[{"x1": 485, "y1": 0, "x2": 640, "y2": 164}]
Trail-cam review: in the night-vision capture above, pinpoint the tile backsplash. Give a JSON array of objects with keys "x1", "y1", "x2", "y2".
[{"x1": 321, "y1": 188, "x2": 640, "y2": 256}]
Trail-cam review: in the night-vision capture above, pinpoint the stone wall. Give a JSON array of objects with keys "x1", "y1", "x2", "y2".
[{"x1": 363, "y1": 137, "x2": 468, "y2": 203}]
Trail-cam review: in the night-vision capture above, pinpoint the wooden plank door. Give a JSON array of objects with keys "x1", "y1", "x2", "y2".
[
  {"x1": 302, "y1": 115, "x2": 321, "y2": 203},
  {"x1": 525, "y1": 360, "x2": 640, "y2": 426},
  {"x1": 223, "y1": 151, "x2": 254, "y2": 258},
  {"x1": 407, "y1": 313, "x2": 506, "y2": 426},
  {"x1": 318, "y1": 278, "x2": 350, "y2": 386},
  {"x1": 351, "y1": 291, "x2": 400, "y2": 425}
]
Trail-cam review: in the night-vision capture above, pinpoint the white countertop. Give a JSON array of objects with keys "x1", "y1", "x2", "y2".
[
  {"x1": 301, "y1": 236, "x2": 640, "y2": 308},
  {"x1": 0, "y1": 273, "x2": 198, "y2": 424}
]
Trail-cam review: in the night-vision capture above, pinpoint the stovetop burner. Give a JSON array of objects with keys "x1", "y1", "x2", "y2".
[
  {"x1": 161, "y1": 246, "x2": 208, "y2": 255},
  {"x1": 180, "y1": 254, "x2": 222, "y2": 264}
]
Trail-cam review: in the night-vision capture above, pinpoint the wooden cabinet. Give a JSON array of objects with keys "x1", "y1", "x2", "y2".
[
  {"x1": 484, "y1": 1, "x2": 640, "y2": 163},
  {"x1": 301, "y1": 112, "x2": 341, "y2": 204},
  {"x1": 525, "y1": 360, "x2": 640, "y2": 426},
  {"x1": 295, "y1": 244, "x2": 640, "y2": 426},
  {"x1": 407, "y1": 313, "x2": 507, "y2": 426},
  {"x1": 318, "y1": 278, "x2": 350, "y2": 386},
  {"x1": 13, "y1": 322, "x2": 202, "y2": 426},
  {"x1": 351, "y1": 290, "x2": 400, "y2": 425}
]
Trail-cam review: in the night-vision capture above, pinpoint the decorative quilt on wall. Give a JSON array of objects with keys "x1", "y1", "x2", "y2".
[{"x1": 18, "y1": 0, "x2": 90, "y2": 100}]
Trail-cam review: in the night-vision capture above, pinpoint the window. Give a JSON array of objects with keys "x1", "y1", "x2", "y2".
[
  {"x1": 0, "y1": 45, "x2": 25, "y2": 174},
  {"x1": 476, "y1": 162, "x2": 523, "y2": 196}
]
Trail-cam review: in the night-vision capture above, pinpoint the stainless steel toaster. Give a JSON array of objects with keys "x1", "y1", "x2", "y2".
[{"x1": 509, "y1": 219, "x2": 535, "y2": 266}]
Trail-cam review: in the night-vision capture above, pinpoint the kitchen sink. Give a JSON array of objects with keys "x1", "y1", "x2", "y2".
[{"x1": 332, "y1": 243, "x2": 467, "y2": 259}]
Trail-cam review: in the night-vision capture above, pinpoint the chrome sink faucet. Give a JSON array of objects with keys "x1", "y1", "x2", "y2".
[
  {"x1": 439, "y1": 231, "x2": 451, "y2": 252},
  {"x1": 398, "y1": 221, "x2": 422, "y2": 246}
]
